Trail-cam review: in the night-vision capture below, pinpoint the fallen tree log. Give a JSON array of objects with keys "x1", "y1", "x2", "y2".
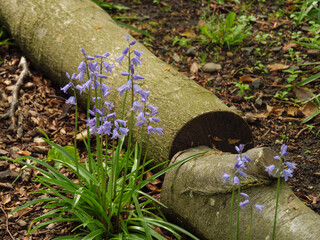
[
  {"x1": 161, "y1": 146, "x2": 320, "y2": 240},
  {"x1": 0, "y1": 0, "x2": 253, "y2": 167}
]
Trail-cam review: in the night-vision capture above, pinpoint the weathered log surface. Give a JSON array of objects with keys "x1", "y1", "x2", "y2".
[
  {"x1": 0, "y1": 0, "x2": 253, "y2": 166},
  {"x1": 162, "y1": 146, "x2": 320, "y2": 240}
]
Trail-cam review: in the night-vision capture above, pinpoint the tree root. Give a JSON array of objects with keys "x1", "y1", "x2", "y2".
[{"x1": 1, "y1": 56, "x2": 31, "y2": 124}]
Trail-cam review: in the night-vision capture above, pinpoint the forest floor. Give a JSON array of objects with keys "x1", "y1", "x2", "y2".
[{"x1": 1, "y1": 0, "x2": 320, "y2": 239}]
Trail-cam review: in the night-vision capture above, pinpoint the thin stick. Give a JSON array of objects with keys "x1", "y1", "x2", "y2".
[
  {"x1": 0, "y1": 204, "x2": 16, "y2": 240},
  {"x1": 2, "y1": 56, "x2": 30, "y2": 120}
]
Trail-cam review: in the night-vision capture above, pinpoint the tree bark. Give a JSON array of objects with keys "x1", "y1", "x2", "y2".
[
  {"x1": 162, "y1": 146, "x2": 320, "y2": 240},
  {"x1": 0, "y1": 0, "x2": 253, "y2": 167}
]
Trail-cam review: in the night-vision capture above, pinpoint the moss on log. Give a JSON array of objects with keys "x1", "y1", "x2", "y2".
[
  {"x1": 162, "y1": 146, "x2": 320, "y2": 240},
  {"x1": 0, "y1": 0, "x2": 253, "y2": 166}
]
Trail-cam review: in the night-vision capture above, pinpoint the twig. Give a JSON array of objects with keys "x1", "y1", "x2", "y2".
[
  {"x1": 2, "y1": 56, "x2": 31, "y2": 121},
  {"x1": 0, "y1": 204, "x2": 16, "y2": 240}
]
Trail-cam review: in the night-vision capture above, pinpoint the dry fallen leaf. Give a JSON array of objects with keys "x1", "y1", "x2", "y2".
[
  {"x1": 2, "y1": 194, "x2": 11, "y2": 204},
  {"x1": 287, "y1": 106, "x2": 300, "y2": 117},
  {"x1": 18, "y1": 150, "x2": 31, "y2": 156},
  {"x1": 180, "y1": 29, "x2": 197, "y2": 39},
  {"x1": 267, "y1": 63, "x2": 289, "y2": 71},
  {"x1": 266, "y1": 104, "x2": 285, "y2": 117},
  {"x1": 162, "y1": 67, "x2": 170, "y2": 72},
  {"x1": 293, "y1": 86, "x2": 313, "y2": 102},
  {"x1": 239, "y1": 75, "x2": 260, "y2": 83},
  {"x1": 301, "y1": 102, "x2": 318, "y2": 118},
  {"x1": 283, "y1": 42, "x2": 298, "y2": 52},
  {"x1": 190, "y1": 62, "x2": 200, "y2": 74}
]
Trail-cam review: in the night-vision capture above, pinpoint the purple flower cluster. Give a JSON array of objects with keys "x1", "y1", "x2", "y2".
[
  {"x1": 220, "y1": 144, "x2": 265, "y2": 213},
  {"x1": 60, "y1": 34, "x2": 163, "y2": 139},
  {"x1": 115, "y1": 34, "x2": 163, "y2": 135},
  {"x1": 265, "y1": 144, "x2": 296, "y2": 181}
]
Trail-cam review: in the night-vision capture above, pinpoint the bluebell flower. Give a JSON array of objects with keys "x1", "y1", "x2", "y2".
[
  {"x1": 233, "y1": 176, "x2": 239, "y2": 185},
  {"x1": 129, "y1": 40, "x2": 136, "y2": 45},
  {"x1": 149, "y1": 117, "x2": 160, "y2": 123},
  {"x1": 236, "y1": 169, "x2": 247, "y2": 178},
  {"x1": 77, "y1": 61, "x2": 87, "y2": 72},
  {"x1": 281, "y1": 144, "x2": 287, "y2": 157},
  {"x1": 148, "y1": 105, "x2": 159, "y2": 115},
  {"x1": 60, "y1": 82, "x2": 72, "y2": 94},
  {"x1": 131, "y1": 101, "x2": 144, "y2": 112},
  {"x1": 134, "y1": 50, "x2": 143, "y2": 58},
  {"x1": 281, "y1": 168, "x2": 293, "y2": 181},
  {"x1": 220, "y1": 171, "x2": 230, "y2": 184},
  {"x1": 240, "y1": 192, "x2": 249, "y2": 198},
  {"x1": 106, "y1": 112, "x2": 116, "y2": 119},
  {"x1": 81, "y1": 48, "x2": 86, "y2": 56},
  {"x1": 242, "y1": 154, "x2": 252, "y2": 162},
  {"x1": 119, "y1": 127, "x2": 129, "y2": 137},
  {"x1": 121, "y1": 72, "x2": 130, "y2": 76},
  {"x1": 274, "y1": 156, "x2": 281, "y2": 161},
  {"x1": 254, "y1": 204, "x2": 265, "y2": 213},
  {"x1": 76, "y1": 71, "x2": 85, "y2": 82},
  {"x1": 101, "y1": 84, "x2": 111, "y2": 97},
  {"x1": 132, "y1": 74, "x2": 144, "y2": 81},
  {"x1": 103, "y1": 61, "x2": 115, "y2": 73},
  {"x1": 66, "y1": 96, "x2": 76, "y2": 105},
  {"x1": 97, "y1": 121, "x2": 112, "y2": 135},
  {"x1": 115, "y1": 119, "x2": 127, "y2": 129},
  {"x1": 239, "y1": 199, "x2": 249, "y2": 208},
  {"x1": 104, "y1": 102, "x2": 114, "y2": 110},
  {"x1": 122, "y1": 47, "x2": 129, "y2": 55},
  {"x1": 285, "y1": 161, "x2": 296, "y2": 170},
  {"x1": 75, "y1": 84, "x2": 86, "y2": 94},
  {"x1": 86, "y1": 55, "x2": 95, "y2": 60},
  {"x1": 111, "y1": 129, "x2": 120, "y2": 139},
  {"x1": 235, "y1": 144, "x2": 245, "y2": 154},
  {"x1": 147, "y1": 126, "x2": 164, "y2": 135},
  {"x1": 265, "y1": 164, "x2": 275, "y2": 176},
  {"x1": 115, "y1": 54, "x2": 125, "y2": 65},
  {"x1": 117, "y1": 80, "x2": 132, "y2": 96},
  {"x1": 131, "y1": 57, "x2": 142, "y2": 67}
]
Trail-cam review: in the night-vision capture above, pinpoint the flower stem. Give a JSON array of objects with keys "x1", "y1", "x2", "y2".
[
  {"x1": 236, "y1": 183, "x2": 241, "y2": 240},
  {"x1": 230, "y1": 185, "x2": 235, "y2": 240},
  {"x1": 247, "y1": 206, "x2": 253, "y2": 240},
  {"x1": 272, "y1": 158, "x2": 282, "y2": 239}
]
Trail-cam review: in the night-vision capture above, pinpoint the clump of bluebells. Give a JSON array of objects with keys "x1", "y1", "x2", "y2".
[
  {"x1": 6, "y1": 34, "x2": 200, "y2": 240},
  {"x1": 265, "y1": 144, "x2": 295, "y2": 240},
  {"x1": 221, "y1": 144, "x2": 295, "y2": 240},
  {"x1": 220, "y1": 144, "x2": 265, "y2": 240}
]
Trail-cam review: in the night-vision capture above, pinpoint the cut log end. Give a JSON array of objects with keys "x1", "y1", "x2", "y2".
[{"x1": 170, "y1": 111, "x2": 254, "y2": 158}]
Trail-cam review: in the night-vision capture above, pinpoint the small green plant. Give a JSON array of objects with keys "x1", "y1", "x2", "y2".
[
  {"x1": 254, "y1": 60, "x2": 269, "y2": 74},
  {"x1": 0, "y1": 25, "x2": 14, "y2": 45},
  {"x1": 244, "y1": 95, "x2": 254, "y2": 101},
  {"x1": 198, "y1": 12, "x2": 251, "y2": 49},
  {"x1": 255, "y1": 33, "x2": 271, "y2": 45},
  {"x1": 172, "y1": 36, "x2": 191, "y2": 48},
  {"x1": 2, "y1": 35, "x2": 202, "y2": 239},
  {"x1": 199, "y1": 49, "x2": 207, "y2": 65},
  {"x1": 91, "y1": 0, "x2": 129, "y2": 10},
  {"x1": 283, "y1": 68, "x2": 302, "y2": 83},
  {"x1": 274, "y1": 91, "x2": 289, "y2": 101},
  {"x1": 254, "y1": 47, "x2": 267, "y2": 57},
  {"x1": 290, "y1": 0, "x2": 319, "y2": 25},
  {"x1": 233, "y1": 81, "x2": 251, "y2": 96},
  {"x1": 280, "y1": 134, "x2": 289, "y2": 143},
  {"x1": 284, "y1": 47, "x2": 302, "y2": 63}
]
